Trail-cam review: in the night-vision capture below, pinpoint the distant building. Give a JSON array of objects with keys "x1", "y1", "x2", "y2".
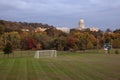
[
  {"x1": 56, "y1": 27, "x2": 70, "y2": 33},
  {"x1": 78, "y1": 19, "x2": 86, "y2": 30},
  {"x1": 89, "y1": 27, "x2": 99, "y2": 32},
  {"x1": 35, "y1": 27, "x2": 47, "y2": 32},
  {"x1": 21, "y1": 29, "x2": 29, "y2": 32},
  {"x1": 77, "y1": 19, "x2": 99, "y2": 32}
]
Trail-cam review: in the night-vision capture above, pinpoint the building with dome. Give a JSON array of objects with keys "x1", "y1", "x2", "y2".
[
  {"x1": 77, "y1": 19, "x2": 99, "y2": 32},
  {"x1": 78, "y1": 19, "x2": 86, "y2": 30}
]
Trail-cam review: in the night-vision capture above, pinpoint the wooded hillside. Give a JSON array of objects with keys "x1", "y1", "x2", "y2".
[{"x1": 0, "y1": 20, "x2": 120, "y2": 51}]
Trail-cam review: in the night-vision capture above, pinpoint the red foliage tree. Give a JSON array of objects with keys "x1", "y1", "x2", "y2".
[
  {"x1": 28, "y1": 38, "x2": 36, "y2": 49},
  {"x1": 67, "y1": 36, "x2": 75, "y2": 48}
]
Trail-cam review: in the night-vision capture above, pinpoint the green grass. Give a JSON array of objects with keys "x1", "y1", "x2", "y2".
[{"x1": 0, "y1": 50, "x2": 120, "y2": 80}]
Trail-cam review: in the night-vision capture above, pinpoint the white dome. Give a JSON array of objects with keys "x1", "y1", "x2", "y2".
[{"x1": 80, "y1": 19, "x2": 84, "y2": 23}]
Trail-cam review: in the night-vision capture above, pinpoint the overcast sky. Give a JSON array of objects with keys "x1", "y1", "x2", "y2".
[{"x1": 0, "y1": 0, "x2": 120, "y2": 30}]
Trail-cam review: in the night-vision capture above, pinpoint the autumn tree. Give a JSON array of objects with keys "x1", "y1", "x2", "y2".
[
  {"x1": 28, "y1": 38, "x2": 36, "y2": 49},
  {"x1": 45, "y1": 28, "x2": 56, "y2": 37},
  {"x1": 0, "y1": 36, "x2": 4, "y2": 50},
  {"x1": 20, "y1": 32, "x2": 29, "y2": 50},
  {"x1": 67, "y1": 36, "x2": 75, "y2": 49},
  {"x1": 87, "y1": 41, "x2": 94, "y2": 49},
  {"x1": 0, "y1": 25, "x2": 5, "y2": 34},
  {"x1": 2, "y1": 32, "x2": 21, "y2": 50},
  {"x1": 112, "y1": 39, "x2": 120, "y2": 48},
  {"x1": 52, "y1": 37, "x2": 67, "y2": 51}
]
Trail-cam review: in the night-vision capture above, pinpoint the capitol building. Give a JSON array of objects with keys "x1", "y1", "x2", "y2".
[
  {"x1": 77, "y1": 19, "x2": 99, "y2": 32},
  {"x1": 78, "y1": 19, "x2": 86, "y2": 30},
  {"x1": 56, "y1": 19, "x2": 99, "y2": 33}
]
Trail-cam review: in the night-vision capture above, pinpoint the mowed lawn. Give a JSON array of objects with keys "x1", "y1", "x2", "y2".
[{"x1": 0, "y1": 50, "x2": 120, "y2": 80}]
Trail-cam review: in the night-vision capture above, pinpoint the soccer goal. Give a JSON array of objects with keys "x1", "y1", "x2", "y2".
[{"x1": 34, "y1": 50, "x2": 57, "y2": 58}]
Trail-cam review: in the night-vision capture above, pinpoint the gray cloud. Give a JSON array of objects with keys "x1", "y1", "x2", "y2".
[{"x1": 0, "y1": 0, "x2": 120, "y2": 30}]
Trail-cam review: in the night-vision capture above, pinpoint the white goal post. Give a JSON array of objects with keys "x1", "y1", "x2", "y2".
[{"x1": 34, "y1": 50, "x2": 57, "y2": 58}]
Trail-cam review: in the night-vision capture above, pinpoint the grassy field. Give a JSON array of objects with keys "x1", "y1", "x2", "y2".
[{"x1": 0, "y1": 50, "x2": 120, "y2": 80}]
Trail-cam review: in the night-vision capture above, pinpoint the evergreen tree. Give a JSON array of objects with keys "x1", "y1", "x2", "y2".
[{"x1": 3, "y1": 42, "x2": 13, "y2": 57}]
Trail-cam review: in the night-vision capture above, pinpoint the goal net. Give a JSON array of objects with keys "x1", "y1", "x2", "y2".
[{"x1": 34, "y1": 50, "x2": 57, "y2": 58}]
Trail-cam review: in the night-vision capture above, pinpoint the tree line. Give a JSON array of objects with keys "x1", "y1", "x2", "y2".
[{"x1": 0, "y1": 20, "x2": 120, "y2": 51}]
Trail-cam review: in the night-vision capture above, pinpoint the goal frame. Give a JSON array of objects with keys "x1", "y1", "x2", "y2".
[{"x1": 34, "y1": 50, "x2": 57, "y2": 58}]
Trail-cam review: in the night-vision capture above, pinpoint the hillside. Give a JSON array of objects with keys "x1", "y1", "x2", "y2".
[{"x1": 0, "y1": 20, "x2": 55, "y2": 33}]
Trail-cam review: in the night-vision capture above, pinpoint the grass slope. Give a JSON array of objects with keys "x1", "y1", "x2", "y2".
[{"x1": 0, "y1": 51, "x2": 120, "y2": 80}]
